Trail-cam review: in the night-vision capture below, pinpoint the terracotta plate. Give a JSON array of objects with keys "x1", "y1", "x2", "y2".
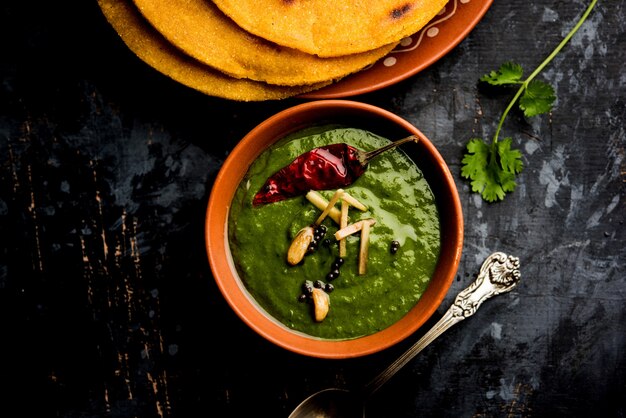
[{"x1": 301, "y1": 0, "x2": 493, "y2": 99}]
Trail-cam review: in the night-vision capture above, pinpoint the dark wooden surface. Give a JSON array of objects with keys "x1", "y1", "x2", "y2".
[{"x1": 1, "y1": 1, "x2": 624, "y2": 417}]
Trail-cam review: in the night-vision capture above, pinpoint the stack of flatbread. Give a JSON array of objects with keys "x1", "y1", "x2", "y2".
[{"x1": 97, "y1": 0, "x2": 448, "y2": 101}]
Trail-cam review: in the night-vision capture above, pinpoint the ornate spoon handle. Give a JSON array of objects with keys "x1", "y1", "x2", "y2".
[{"x1": 363, "y1": 252, "x2": 521, "y2": 395}]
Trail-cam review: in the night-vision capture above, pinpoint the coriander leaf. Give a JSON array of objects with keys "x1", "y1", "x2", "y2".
[
  {"x1": 482, "y1": 169, "x2": 511, "y2": 201},
  {"x1": 461, "y1": 138, "x2": 490, "y2": 178},
  {"x1": 519, "y1": 80, "x2": 556, "y2": 117},
  {"x1": 497, "y1": 137, "x2": 524, "y2": 174},
  {"x1": 480, "y1": 62, "x2": 524, "y2": 86},
  {"x1": 461, "y1": 138, "x2": 522, "y2": 202}
]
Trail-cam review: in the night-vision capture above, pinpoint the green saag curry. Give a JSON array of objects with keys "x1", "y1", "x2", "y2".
[{"x1": 228, "y1": 126, "x2": 441, "y2": 340}]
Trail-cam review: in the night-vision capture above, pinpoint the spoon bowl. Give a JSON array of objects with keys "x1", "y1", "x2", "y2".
[
  {"x1": 289, "y1": 252, "x2": 521, "y2": 418},
  {"x1": 290, "y1": 388, "x2": 363, "y2": 418}
]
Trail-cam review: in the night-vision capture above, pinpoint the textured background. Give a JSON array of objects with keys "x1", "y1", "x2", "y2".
[{"x1": 0, "y1": 0, "x2": 624, "y2": 417}]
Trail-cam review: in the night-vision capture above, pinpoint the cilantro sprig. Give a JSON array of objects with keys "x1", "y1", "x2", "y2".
[{"x1": 461, "y1": 0, "x2": 598, "y2": 202}]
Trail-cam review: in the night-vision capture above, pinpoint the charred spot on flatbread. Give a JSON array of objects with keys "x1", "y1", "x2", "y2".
[{"x1": 390, "y1": 3, "x2": 412, "y2": 19}]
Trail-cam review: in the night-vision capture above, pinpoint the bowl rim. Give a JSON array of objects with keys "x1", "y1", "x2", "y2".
[{"x1": 205, "y1": 99, "x2": 463, "y2": 359}]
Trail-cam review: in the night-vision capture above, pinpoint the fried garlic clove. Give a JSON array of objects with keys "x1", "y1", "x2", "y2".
[
  {"x1": 287, "y1": 226, "x2": 314, "y2": 265},
  {"x1": 311, "y1": 287, "x2": 330, "y2": 322}
]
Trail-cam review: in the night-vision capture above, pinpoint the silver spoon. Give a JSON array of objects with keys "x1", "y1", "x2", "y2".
[{"x1": 288, "y1": 252, "x2": 521, "y2": 418}]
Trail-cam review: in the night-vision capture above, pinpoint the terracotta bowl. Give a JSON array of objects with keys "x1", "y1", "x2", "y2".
[{"x1": 205, "y1": 100, "x2": 463, "y2": 359}]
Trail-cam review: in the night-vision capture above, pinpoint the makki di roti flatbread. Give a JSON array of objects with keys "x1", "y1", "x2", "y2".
[
  {"x1": 132, "y1": 0, "x2": 396, "y2": 86},
  {"x1": 97, "y1": 0, "x2": 330, "y2": 101},
  {"x1": 211, "y1": 0, "x2": 449, "y2": 58}
]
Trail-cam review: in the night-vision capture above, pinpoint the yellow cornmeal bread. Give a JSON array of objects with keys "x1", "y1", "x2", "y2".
[
  {"x1": 211, "y1": 0, "x2": 449, "y2": 57},
  {"x1": 132, "y1": 0, "x2": 397, "y2": 86},
  {"x1": 97, "y1": 0, "x2": 330, "y2": 101}
]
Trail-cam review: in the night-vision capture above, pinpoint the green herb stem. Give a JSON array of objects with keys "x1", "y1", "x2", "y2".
[
  {"x1": 526, "y1": 0, "x2": 598, "y2": 84},
  {"x1": 492, "y1": 86, "x2": 526, "y2": 146}
]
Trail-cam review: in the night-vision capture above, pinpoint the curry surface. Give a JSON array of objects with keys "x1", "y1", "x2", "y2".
[{"x1": 228, "y1": 126, "x2": 441, "y2": 340}]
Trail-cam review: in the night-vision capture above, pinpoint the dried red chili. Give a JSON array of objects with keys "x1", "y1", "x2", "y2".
[{"x1": 252, "y1": 135, "x2": 418, "y2": 206}]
